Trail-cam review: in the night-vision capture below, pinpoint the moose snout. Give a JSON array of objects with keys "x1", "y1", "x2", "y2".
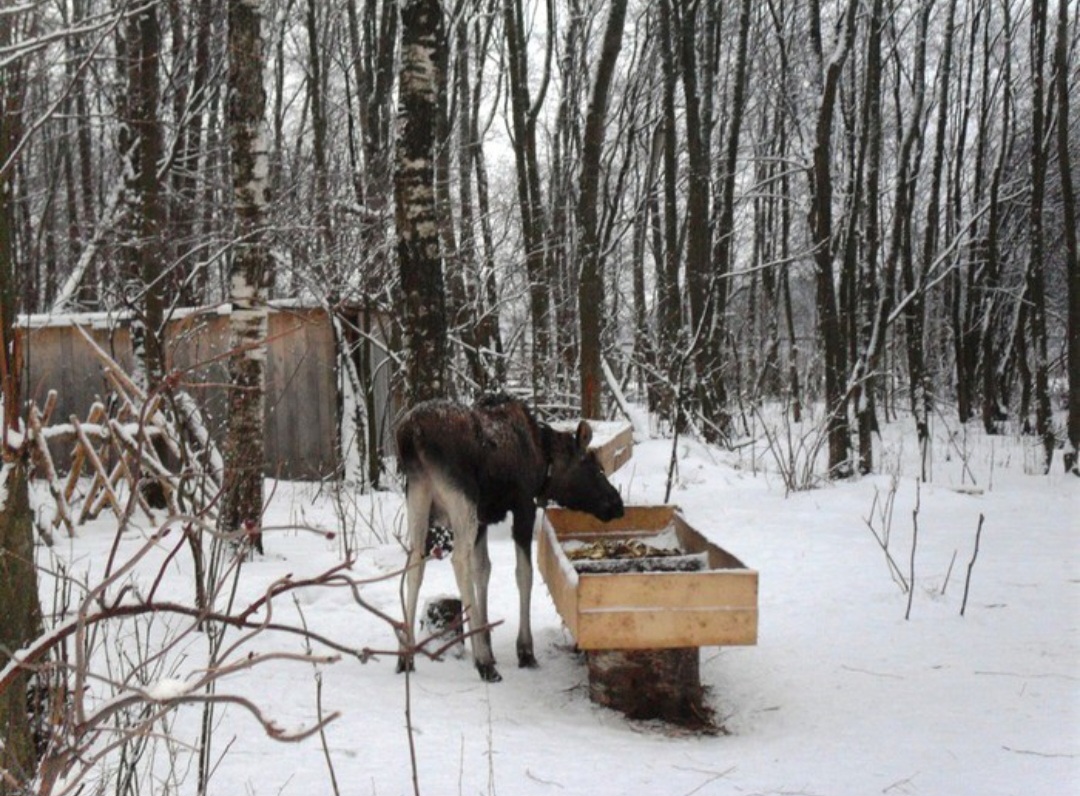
[{"x1": 600, "y1": 493, "x2": 625, "y2": 522}]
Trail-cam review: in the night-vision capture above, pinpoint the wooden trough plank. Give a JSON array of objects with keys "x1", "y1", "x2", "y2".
[
  {"x1": 577, "y1": 570, "x2": 758, "y2": 612},
  {"x1": 536, "y1": 517, "x2": 580, "y2": 640},
  {"x1": 577, "y1": 607, "x2": 759, "y2": 650},
  {"x1": 545, "y1": 505, "x2": 677, "y2": 536}
]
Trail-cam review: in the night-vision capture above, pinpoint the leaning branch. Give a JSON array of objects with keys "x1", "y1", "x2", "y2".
[{"x1": 960, "y1": 513, "x2": 985, "y2": 617}]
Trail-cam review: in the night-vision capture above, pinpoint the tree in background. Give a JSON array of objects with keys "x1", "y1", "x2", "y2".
[
  {"x1": 0, "y1": 13, "x2": 43, "y2": 786},
  {"x1": 396, "y1": 0, "x2": 449, "y2": 406},
  {"x1": 120, "y1": 0, "x2": 167, "y2": 389},
  {"x1": 1057, "y1": 0, "x2": 1080, "y2": 476},
  {"x1": 577, "y1": 0, "x2": 628, "y2": 419},
  {"x1": 805, "y1": 0, "x2": 858, "y2": 479},
  {"x1": 0, "y1": 0, "x2": 1074, "y2": 485},
  {"x1": 219, "y1": 0, "x2": 273, "y2": 553}
]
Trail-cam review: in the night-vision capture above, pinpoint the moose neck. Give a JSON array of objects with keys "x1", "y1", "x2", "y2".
[{"x1": 537, "y1": 424, "x2": 558, "y2": 504}]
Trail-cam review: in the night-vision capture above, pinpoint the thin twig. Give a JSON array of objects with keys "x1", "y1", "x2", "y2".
[
  {"x1": 863, "y1": 485, "x2": 909, "y2": 592},
  {"x1": 905, "y1": 481, "x2": 920, "y2": 621},
  {"x1": 960, "y1": 514, "x2": 985, "y2": 617},
  {"x1": 941, "y1": 549, "x2": 958, "y2": 595},
  {"x1": 315, "y1": 673, "x2": 342, "y2": 796}
]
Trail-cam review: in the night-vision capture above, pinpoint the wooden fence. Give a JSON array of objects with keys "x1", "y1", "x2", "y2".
[{"x1": 22, "y1": 303, "x2": 393, "y2": 480}]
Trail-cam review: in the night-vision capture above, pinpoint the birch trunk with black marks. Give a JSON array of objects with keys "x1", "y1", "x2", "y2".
[
  {"x1": 396, "y1": 0, "x2": 449, "y2": 406},
  {"x1": 221, "y1": 0, "x2": 272, "y2": 552}
]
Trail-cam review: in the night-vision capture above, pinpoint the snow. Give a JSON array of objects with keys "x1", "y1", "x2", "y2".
[
  {"x1": 0, "y1": 461, "x2": 9, "y2": 512},
  {"x1": 30, "y1": 413, "x2": 1080, "y2": 796},
  {"x1": 143, "y1": 678, "x2": 193, "y2": 702}
]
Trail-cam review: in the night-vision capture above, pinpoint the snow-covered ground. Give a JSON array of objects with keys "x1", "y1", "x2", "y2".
[{"x1": 32, "y1": 409, "x2": 1080, "y2": 796}]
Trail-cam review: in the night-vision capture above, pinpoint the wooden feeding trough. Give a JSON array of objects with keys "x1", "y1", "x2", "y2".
[{"x1": 537, "y1": 505, "x2": 757, "y2": 728}]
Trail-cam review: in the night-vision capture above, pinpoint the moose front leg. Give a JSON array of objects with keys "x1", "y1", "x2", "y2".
[{"x1": 512, "y1": 508, "x2": 538, "y2": 668}]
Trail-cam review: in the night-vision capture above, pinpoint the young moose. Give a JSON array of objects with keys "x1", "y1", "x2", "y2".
[{"x1": 395, "y1": 394, "x2": 624, "y2": 682}]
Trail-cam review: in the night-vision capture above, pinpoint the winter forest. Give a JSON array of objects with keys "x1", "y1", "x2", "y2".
[{"x1": 1, "y1": 0, "x2": 1078, "y2": 793}]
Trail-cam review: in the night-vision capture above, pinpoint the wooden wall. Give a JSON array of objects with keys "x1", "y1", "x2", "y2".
[{"x1": 22, "y1": 305, "x2": 391, "y2": 480}]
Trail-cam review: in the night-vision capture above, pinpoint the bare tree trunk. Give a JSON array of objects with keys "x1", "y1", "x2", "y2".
[
  {"x1": 849, "y1": 0, "x2": 885, "y2": 475},
  {"x1": 677, "y1": 0, "x2": 717, "y2": 433},
  {"x1": 883, "y1": 0, "x2": 930, "y2": 452},
  {"x1": 907, "y1": 0, "x2": 957, "y2": 475},
  {"x1": 0, "y1": 457, "x2": 41, "y2": 794},
  {"x1": 634, "y1": 111, "x2": 663, "y2": 410},
  {"x1": 952, "y1": 0, "x2": 992, "y2": 428},
  {"x1": 706, "y1": 0, "x2": 753, "y2": 439},
  {"x1": 1, "y1": 18, "x2": 43, "y2": 782},
  {"x1": 469, "y1": 49, "x2": 506, "y2": 388},
  {"x1": 578, "y1": 0, "x2": 628, "y2": 419},
  {"x1": 359, "y1": 0, "x2": 398, "y2": 297},
  {"x1": 763, "y1": 1, "x2": 802, "y2": 421},
  {"x1": 982, "y1": 0, "x2": 1014, "y2": 435},
  {"x1": 1056, "y1": 0, "x2": 1080, "y2": 474},
  {"x1": 306, "y1": 0, "x2": 332, "y2": 260},
  {"x1": 221, "y1": 0, "x2": 272, "y2": 552},
  {"x1": 807, "y1": 0, "x2": 857, "y2": 479},
  {"x1": 1027, "y1": 0, "x2": 1054, "y2": 472},
  {"x1": 657, "y1": 0, "x2": 682, "y2": 424},
  {"x1": 503, "y1": 0, "x2": 553, "y2": 398},
  {"x1": 453, "y1": 8, "x2": 496, "y2": 391},
  {"x1": 397, "y1": 0, "x2": 449, "y2": 406},
  {"x1": 343, "y1": 0, "x2": 395, "y2": 488},
  {"x1": 124, "y1": 2, "x2": 166, "y2": 386}
]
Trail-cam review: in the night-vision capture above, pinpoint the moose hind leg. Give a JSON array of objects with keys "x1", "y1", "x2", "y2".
[
  {"x1": 443, "y1": 495, "x2": 500, "y2": 682},
  {"x1": 397, "y1": 477, "x2": 432, "y2": 674},
  {"x1": 472, "y1": 527, "x2": 494, "y2": 653}
]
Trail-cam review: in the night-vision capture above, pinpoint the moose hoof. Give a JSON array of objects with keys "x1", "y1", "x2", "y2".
[
  {"x1": 396, "y1": 656, "x2": 415, "y2": 674},
  {"x1": 518, "y1": 649, "x2": 538, "y2": 669},
  {"x1": 476, "y1": 661, "x2": 503, "y2": 682}
]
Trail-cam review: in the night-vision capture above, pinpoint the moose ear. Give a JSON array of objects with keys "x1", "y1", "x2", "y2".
[{"x1": 575, "y1": 420, "x2": 593, "y2": 451}]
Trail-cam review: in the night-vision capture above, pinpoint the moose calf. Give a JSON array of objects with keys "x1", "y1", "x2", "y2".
[{"x1": 395, "y1": 394, "x2": 624, "y2": 682}]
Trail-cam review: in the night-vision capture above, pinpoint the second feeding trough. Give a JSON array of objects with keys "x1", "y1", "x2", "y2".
[{"x1": 538, "y1": 505, "x2": 758, "y2": 728}]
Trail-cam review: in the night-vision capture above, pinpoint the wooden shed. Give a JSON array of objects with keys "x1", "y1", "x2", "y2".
[{"x1": 21, "y1": 302, "x2": 393, "y2": 480}]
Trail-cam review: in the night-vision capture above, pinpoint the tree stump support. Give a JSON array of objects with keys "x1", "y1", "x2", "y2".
[{"x1": 585, "y1": 647, "x2": 716, "y2": 730}]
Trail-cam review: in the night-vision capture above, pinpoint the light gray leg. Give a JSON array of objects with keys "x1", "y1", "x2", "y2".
[
  {"x1": 515, "y1": 541, "x2": 537, "y2": 668},
  {"x1": 443, "y1": 498, "x2": 500, "y2": 681},
  {"x1": 397, "y1": 478, "x2": 431, "y2": 674},
  {"x1": 473, "y1": 529, "x2": 493, "y2": 652}
]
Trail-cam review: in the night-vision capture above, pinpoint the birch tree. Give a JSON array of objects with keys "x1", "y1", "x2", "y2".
[
  {"x1": 220, "y1": 0, "x2": 273, "y2": 553},
  {"x1": 396, "y1": 0, "x2": 449, "y2": 405}
]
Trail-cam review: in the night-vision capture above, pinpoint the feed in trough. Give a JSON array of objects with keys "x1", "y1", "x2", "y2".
[{"x1": 561, "y1": 528, "x2": 709, "y2": 574}]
